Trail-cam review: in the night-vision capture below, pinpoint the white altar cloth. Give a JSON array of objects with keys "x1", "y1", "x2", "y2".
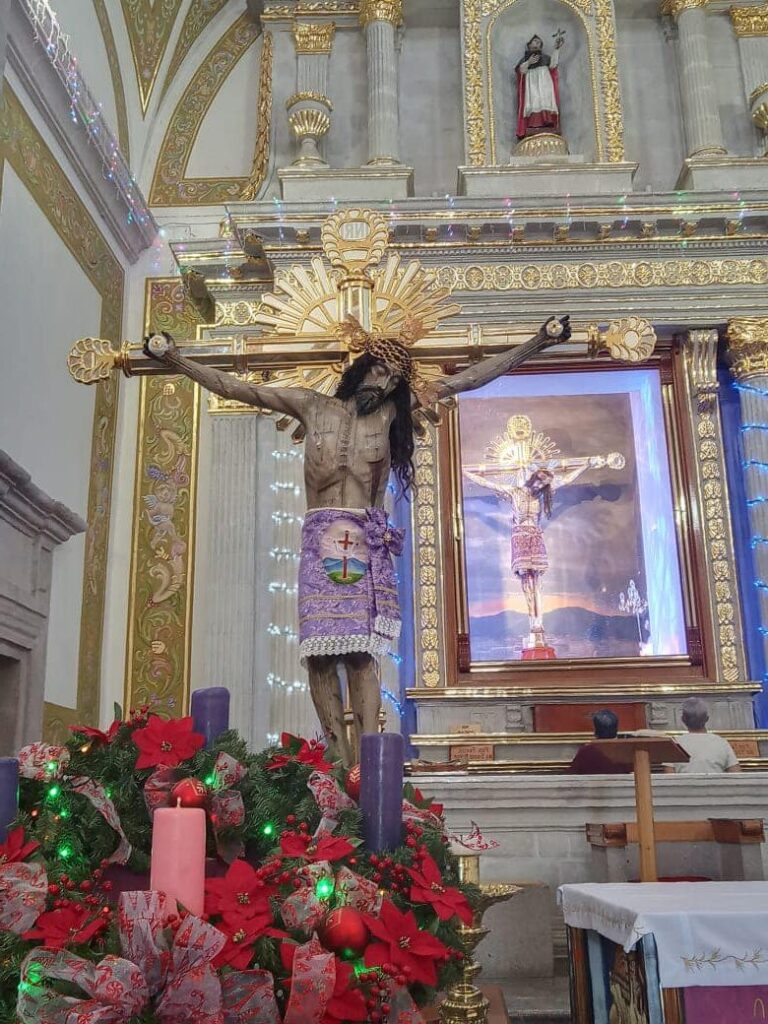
[{"x1": 559, "y1": 882, "x2": 768, "y2": 989}]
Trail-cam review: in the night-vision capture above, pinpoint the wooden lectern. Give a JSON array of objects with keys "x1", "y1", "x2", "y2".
[{"x1": 582, "y1": 737, "x2": 689, "y2": 882}]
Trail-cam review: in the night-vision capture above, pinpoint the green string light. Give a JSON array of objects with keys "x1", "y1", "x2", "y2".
[
  {"x1": 315, "y1": 876, "x2": 334, "y2": 900},
  {"x1": 47, "y1": 785, "x2": 61, "y2": 800},
  {"x1": 46, "y1": 761, "x2": 58, "y2": 773},
  {"x1": 204, "y1": 774, "x2": 216, "y2": 787},
  {"x1": 57, "y1": 844, "x2": 72, "y2": 860},
  {"x1": 261, "y1": 822, "x2": 275, "y2": 838}
]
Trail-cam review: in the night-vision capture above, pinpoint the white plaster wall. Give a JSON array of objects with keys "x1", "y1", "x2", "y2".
[
  {"x1": 52, "y1": 0, "x2": 121, "y2": 151},
  {"x1": 325, "y1": 29, "x2": 368, "y2": 172},
  {"x1": 0, "y1": 165, "x2": 100, "y2": 708},
  {"x1": 399, "y1": 26, "x2": 463, "y2": 195},
  {"x1": 616, "y1": 0, "x2": 685, "y2": 191},
  {"x1": 186, "y1": 36, "x2": 263, "y2": 179}
]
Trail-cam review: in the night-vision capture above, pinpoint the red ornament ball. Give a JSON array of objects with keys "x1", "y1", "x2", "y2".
[
  {"x1": 320, "y1": 907, "x2": 369, "y2": 957},
  {"x1": 345, "y1": 764, "x2": 361, "y2": 801},
  {"x1": 170, "y1": 777, "x2": 208, "y2": 809}
]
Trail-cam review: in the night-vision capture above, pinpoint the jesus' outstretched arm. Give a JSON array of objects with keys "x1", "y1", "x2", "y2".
[
  {"x1": 144, "y1": 332, "x2": 313, "y2": 423},
  {"x1": 462, "y1": 468, "x2": 514, "y2": 501},
  {"x1": 435, "y1": 316, "x2": 571, "y2": 402}
]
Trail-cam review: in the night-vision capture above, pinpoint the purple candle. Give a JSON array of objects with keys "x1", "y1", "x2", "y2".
[
  {"x1": 360, "y1": 732, "x2": 404, "y2": 852},
  {"x1": 0, "y1": 757, "x2": 19, "y2": 843},
  {"x1": 190, "y1": 687, "x2": 230, "y2": 747}
]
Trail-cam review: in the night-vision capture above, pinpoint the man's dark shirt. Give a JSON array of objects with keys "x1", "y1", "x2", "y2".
[{"x1": 567, "y1": 744, "x2": 633, "y2": 775}]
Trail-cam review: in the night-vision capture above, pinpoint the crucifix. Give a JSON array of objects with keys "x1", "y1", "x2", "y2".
[
  {"x1": 67, "y1": 210, "x2": 647, "y2": 767},
  {"x1": 463, "y1": 414, "x2": 625, "y2": 658}
]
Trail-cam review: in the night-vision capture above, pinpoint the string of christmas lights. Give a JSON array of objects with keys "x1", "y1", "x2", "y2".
[{"x1": 21, "y1": 0, "x2": 153, "y2": 229}]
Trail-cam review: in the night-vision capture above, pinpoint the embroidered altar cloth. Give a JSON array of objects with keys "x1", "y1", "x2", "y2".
[{"x1": 559, "y1": 882, "x2": 768, "y2": 988}]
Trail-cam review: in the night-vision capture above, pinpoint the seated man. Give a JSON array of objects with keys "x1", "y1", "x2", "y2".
[
  {"x1": 664, "y1": 697, "x2": 741, "y2": 774},
  {"x1": 567, "y1": 710, "x2": 632, "y2": 775}
]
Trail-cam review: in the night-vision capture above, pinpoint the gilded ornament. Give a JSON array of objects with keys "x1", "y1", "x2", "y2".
[
  {"x1": 726, "y1": 318, "x2": 768, "y2": 379},
  {"x1": 2, "y1": 86, "x2": 123, "y2": 732},
  {"x1": 588, "y1": 318, "x2": 658, "y2": 363},
  {"x1": 321, "y1": 208, "x2": 389, "y2": 272},
  {"x1": 685, "y1": 329, "x2": 743, "y2": 683},
  {"x1": 125, "y1": 280, "x2": 203, "y2": 713},
  {"x1": 660, "y1": 0, "x2": 710, "y2": 16},
  {"x1": 289, "y1": 108, "x2": 331, "y2": 138},
  {"x1": 286, "y1": 91, "x2": 333, "y2": 110},
  {"x1": 359, "y1": 0, "x2": 403, "y2": 26},
  {"x1": 263, "y1": 0, "x2": 358, "y2": 17},
  {"x1": 150, "y1": 13, "x2": 262, "y2": 206},
  {"x1": 67, "y1": 338, "x2": 118, "y2": 384},
  {"x1": 729, "y1": 5, "x2": 768, "y2": 35},
  {"x1": 241, "y1": 32, "x2": 275, "y2": 201},
  {"x1": 120, "y1": 0, "x2": 183, "y2": 114},
  {"x1": 596, "y1": 0, "x2": 625, "y2": 161},
  {"x1": 292, "y1": 21, "x2": 336, "y2": 52},
  {"x1": 160, "y1": 0, "x2": 229, "y2": 100},
  {"x1": 515, "y1": 132, "x2": 569, "y2": 157},
  {"x1": 749, "y1": 82, "x2": 768, "y2": 106}
]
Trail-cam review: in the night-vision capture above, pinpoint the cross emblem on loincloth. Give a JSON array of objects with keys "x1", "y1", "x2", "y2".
[{"x1": 339, "y1": 531, "x2": 354, "y2": 580}]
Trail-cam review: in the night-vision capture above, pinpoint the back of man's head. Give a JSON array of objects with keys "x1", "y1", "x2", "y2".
[
  {"x1": 593, "y1": 709, "x2": 619, "y2": 739},
  {"x1": 681, "y1": 697, "x2": 709, "y2": 731}
]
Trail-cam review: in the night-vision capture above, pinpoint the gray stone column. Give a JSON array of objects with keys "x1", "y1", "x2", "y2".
[
  {"x1": 360, "y1": 0, "x2": 403, "y2": 164},
  {"x1": 287, "y1": 22, "x2": 334, "y2": 166},
  {"x1": 730, "y1": 6, "x2": 768, "y2": 155},
  {"x1": 663, "y1": 0, "x2": 727, "y2": 157},
  {"x1": 196, "y1": 415, "x2": 263, "y2": 748},
  {"x1": 0, "y1": 0, "x2": 10, "y2": 82},
  {"x1": 727, "y1": 318, "x2": 768, "y2": 684}
]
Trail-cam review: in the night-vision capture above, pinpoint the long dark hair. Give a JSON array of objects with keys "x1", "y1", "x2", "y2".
[
  {"x1": 525, "y1": 469, "x2": 554, "y2": 518},
  {"x1": 335, "y1": 353, "x2": 415, "y2": 495}
]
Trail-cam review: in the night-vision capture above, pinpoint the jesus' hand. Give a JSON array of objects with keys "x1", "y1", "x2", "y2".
[{"x1": 143, "y1": 331, "x2": 177, "y2": 361}]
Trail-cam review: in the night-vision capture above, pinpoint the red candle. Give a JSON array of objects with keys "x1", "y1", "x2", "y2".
[{"x1": 149, "y1": 802, "x2": 206, "y2": 916}]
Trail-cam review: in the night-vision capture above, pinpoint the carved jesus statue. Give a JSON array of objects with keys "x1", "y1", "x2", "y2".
[
  {"x1": 144, "y1": 315, "x2": 571, "y2": 766},
  {"x1": 464, "y1": 446, "x2": 624, "y2": 654}
]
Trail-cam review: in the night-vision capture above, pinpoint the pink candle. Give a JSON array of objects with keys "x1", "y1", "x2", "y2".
[{"x1": 149, "y1": 803, "x2": 206, "y2": 916}]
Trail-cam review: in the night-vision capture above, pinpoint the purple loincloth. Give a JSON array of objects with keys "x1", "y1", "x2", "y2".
[
  {"x1": 511, "y1": 524, "x2": 548, "y2": 576},
  {"x1": 298, "y1": 507, "x2": 404, "y2": 661}
]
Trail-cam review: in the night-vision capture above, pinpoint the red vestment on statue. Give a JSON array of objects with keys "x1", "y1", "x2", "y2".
[{"x1": 516, "y1": 66, "x2": 560, "y2": 140}]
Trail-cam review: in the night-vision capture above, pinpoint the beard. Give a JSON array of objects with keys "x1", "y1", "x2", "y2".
[{"x1": 354, "y1": 386, "x2": 389, "y2": 416}]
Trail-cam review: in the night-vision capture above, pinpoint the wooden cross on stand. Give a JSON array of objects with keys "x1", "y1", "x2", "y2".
[{"x1": 66, "y1": 209, "x2": 658, "y2": 407}]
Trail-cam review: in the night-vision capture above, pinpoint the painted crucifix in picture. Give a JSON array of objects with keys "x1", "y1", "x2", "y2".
[{"x1": 515, "y1": 30, "x2": 565, "y2": 145}]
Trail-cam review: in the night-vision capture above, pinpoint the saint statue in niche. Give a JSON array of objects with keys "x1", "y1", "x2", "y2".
[{"x1": 515, "y1": 30, "x2": 565, "y2": 141}]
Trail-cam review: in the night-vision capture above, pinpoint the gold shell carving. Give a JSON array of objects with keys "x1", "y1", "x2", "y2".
[
  {"x1": 68, "y1": 338, "x2": 118, "y2": 384},
  {"x1": 588, "y1": 318, "x2": 657, "y2": 363},
  {"x1": 321, "y1": 207, "x2": 389, "y2": 272}
]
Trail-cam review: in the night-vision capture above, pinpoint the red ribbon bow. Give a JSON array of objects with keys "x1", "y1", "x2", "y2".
[{"x1": 16, "y1": 892, "x2": 280, "y2": 1024}]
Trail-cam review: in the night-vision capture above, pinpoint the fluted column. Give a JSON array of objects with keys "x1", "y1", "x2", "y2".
[
  {"x1": 730, "y1": 5, "x2": 768, "y2": 155},
  {"x1": 360, "y1": 0, "x2": 403, "y2": 164},
  {"x1": 197, "y1": 415, "x2": 263, "y2": 747},
  {"x1": 662, "y1": 0, "x2": 727, "y2": 158},
  {"x1": 287, "y1": 22, "x2": 335, "y2": 166},
  {"x1": 727, "y1": 318, "x2": 768, "y2": 689}
]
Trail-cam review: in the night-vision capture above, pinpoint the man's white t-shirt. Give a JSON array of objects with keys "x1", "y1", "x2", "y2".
[{"x1": 673, "y1": 732, "x2": 740, "y2": 773}]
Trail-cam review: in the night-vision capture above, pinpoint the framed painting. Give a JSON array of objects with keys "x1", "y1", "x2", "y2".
[{"x1": 440, "y1": 354, "x2": 705, "y2": 685}]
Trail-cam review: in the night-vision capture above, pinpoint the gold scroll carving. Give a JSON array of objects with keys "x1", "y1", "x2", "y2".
[
  {"x1": 120, "y1": 0, "x2": 183, "y2": 114},
  {"x1": 685, "y1": 330, "x2": 743, "y2": 684},
  {"x1": 161, "y1": 0, "x2": 230, "y2": 101},
  {"x1": 149, "y1": 13, "x2": 266, "y2": 206},
  {"x1": 292, "y1": 21, "x2": 336, "y2": 51},
  {"x1": 124, "y1": 281, "x2": 203, "y2": 715},
  {"x1": 241, "y1": 32, "x2": 275, "y2": 201},
  {"x1": 595, "y1": 0, "x2": 625, "y2": 162},
  {"x1": 359, "y1": 0, "x2": 403, "y2": 26},
  {"x1": 93, "y1": 0, "x2": 131, "y2": 161},
  {"x1": 730, "y1": 4, "x2": 768, "y2": 36},
  {"x1": 727, "y1": 317, "x2": 768, "y2": 380},
  {"x1": 660, "y1": 0, "x2": 710, "y2": 16},
  {"x1": 1, "y1": 85, "x2": 124, "y2": 741}
]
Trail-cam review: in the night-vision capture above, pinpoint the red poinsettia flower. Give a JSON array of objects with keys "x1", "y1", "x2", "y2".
[
  {"x1": 411, "y1": 787, "x2": 443, "y2": 818},
  {"x1": 23, "y1": 902, "x2": 107, "y2": 949},
  {"x1": 205, "y1": 859, "x2": 275, "y2": 924},
  {"x1": 266, "y1": 734, "x2": 334, "y2": 774},
  {"x1": 321, "y1": 959, "x2": 369, "y2": 1024},
  {"x1": 69, "y1": 720, "x2": 121, "y2": 746},
  {"x1": 280, "y1": 831, "x2": 355, "y2": 863},
  {"x1": 364, "y1": 899, "x2": 449, "y2": 987},
  {"x1": 407, "y1": 852, "x2": 473, "y2": 925},
  {"x1": 0, "y1": 827, "x2": 39, "y2": 865},
  {"x1": 132, "y1": 715, "x2": 204, "y2": 770},
  {"x1": 214, "y1": 915, "x2": 287, "y2": 970}
]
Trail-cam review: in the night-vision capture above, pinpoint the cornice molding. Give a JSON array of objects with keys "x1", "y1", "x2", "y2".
[
  {"x1": 0, "y1": 450, "x2": 86, "y2": 546},
  {"x1": 6, "y1": 0, "x2": 156, "y2": 261},
  {"x1": 730, "y1": 3, "x2": 768, "y2": 35}
]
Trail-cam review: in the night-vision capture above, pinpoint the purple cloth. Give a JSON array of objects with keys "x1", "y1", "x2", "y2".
[{"x1": 298, "y1": 507, "x2": 404, "y2": 661}]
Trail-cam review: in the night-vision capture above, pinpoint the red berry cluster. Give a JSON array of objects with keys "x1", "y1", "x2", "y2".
[{"x1": 368, "y1": 853, "x2": 411, "y2": 897}]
